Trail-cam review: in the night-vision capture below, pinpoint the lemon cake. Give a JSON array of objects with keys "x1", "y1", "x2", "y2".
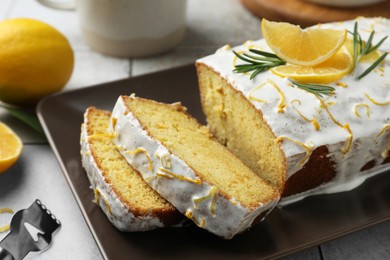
[
  {"x1": 80, "y1": 107, "x2": 183, "y2": 231},
  {"x1": 109, "y1": 95, "x2": 280, "y2": 239},
  {"x1": 196, "y1": 17, "x2": 390, "y2": 203}
]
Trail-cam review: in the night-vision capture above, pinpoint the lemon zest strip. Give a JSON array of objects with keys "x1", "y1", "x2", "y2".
[
  {"x1": 156, "y1": 152, "x2": 172, "y2": 169},
  {"x1": 267, "y1": 79, "x2": 286, "y2": 113},
  {"x1": 124, "y1": 147, "x2": 153, "y2": 171},
  {"x1": 157, "y1": 168, "x2": 202, "y2": 185},
  {"x1": 0, "y1": 208, "x2": 14, "y2": 233},
  {"x1": 319, "y1": 99, "x2": 353, "y2": 157},
  {"x1": 193, "y1": 186, "x2": 218, "y2": 217},
  {"x1": 335, "y1": 82, "x2": 348, "y2": 88},
  {"x1": 377, "y1": 124, "x2": 390, "y2": 139},
  {"x1": 365, "y1": 93, "x2": 390, "y2": 106},
  {"x1": 275, "y1": 135, "x2": 313, "y2": 166},
  {"x1": 185, "y1": 210, "x2": 206, "y2": 228},
  {"x1": 94, "y1": 188, "x2": 112, "y2": 215},
  {"x1": 353, "y1": 103, "x2": 371, "y2": 119},
  {"x1": 248, "y1": 82, "x2": 268, "y2": 103},
  {"x1": 291, "y1": 99, "x2": 320, "y2": 131}
]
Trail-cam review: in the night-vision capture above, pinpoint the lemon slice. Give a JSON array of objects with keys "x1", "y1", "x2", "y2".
[
  {"x1": 262, "y1": 19, "x2": 347, "y2": 66},
  {"x1": 271, "y1": 46, "x2": 353, "y2": 84},
  {"x1": 0, "y1": 122, "x2": 23, "y2": 173}
]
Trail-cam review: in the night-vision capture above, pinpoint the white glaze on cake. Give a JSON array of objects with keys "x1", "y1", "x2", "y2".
[
  {"x1": 109, "y1": 96, "x2": 278, "y2": 239},
  {"x1": 80, "y1": 108, "x2": 166, "y2": 231},
  {"x1": 197, "y1": 17, "x2": 390, "y2": 204}
]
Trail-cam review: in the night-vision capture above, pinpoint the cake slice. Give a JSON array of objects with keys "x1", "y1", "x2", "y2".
[
  {"x1": 109, "y1": 95, "x2": 280, "y2": 239},
  {"x1": 80, "y1": 107, "x2": 183, "y2": 231}
]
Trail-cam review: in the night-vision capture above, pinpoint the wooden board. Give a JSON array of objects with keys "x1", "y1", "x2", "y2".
[{"x1": 240, "y1": 0, "x2": 390, "y2": 26}]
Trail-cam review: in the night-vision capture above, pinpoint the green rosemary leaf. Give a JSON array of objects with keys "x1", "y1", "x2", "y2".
[
  {"x1": 0, "y1": 104, "x2": 45, "y2": 135},
  {"x1": 250, "y1": 68, "x2": 267, "y2": 79},
  {"x1": 360, "y1": 30, "x2": 374, "y2": 56},
  {"x1": 289, "y1": 79, "x2": 335, "y2": 98},
  {"x1": 243, "y1": 53, "x2": 281, "y2": 63},
  {"x1": 357, "y1": 52, "x2": 387, "y2": 80},
  {"x1": 233, "y1": 49, "x2": 285, "y2": 79},
  {"x1": 248, "y1": 49, "x2": 279, "y2": 58},
  {"x1": 350, "y1": 21, "x2": 388, "y2": 79},
  {"x1": 367, "y1": 35, "x2": 388, "y2": 54},
  {"x1": 233, "y1": 51, "x2": 255, "y2": 64},
  {"x1": 353, "y1": 21, "x2": 359, "y2": 70}
]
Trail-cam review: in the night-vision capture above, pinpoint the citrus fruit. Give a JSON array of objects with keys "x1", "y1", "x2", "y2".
[
  {"x1": 0, "y1": 122, "x2": 23, "y2": 174},
  {"x1": 0, "y1": 18, "x2": 74, "y2": 106},
  {"x1": 262, "y1": 19, "x2": 347, "y2": 66},
  {"x1": 271, "y1": 46, "x2": 353, "y2": 84}
]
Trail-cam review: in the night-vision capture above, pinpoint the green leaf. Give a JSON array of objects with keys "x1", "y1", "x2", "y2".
[
  {"x1": 233, "y1": 49, "x2": 286, "y2": 79},
  {"x1": 357, "y1": 52, "x2": 388, "y2": 80},
  {"x1": 0, "y1": 104, "x2": 45, "y2": 135},
  {"x1": 289, "y1": 79, "x2": 335, "y2": 98}
]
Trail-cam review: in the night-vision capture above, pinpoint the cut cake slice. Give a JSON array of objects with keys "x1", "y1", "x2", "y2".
[
  {"x1": 80, "y1": 107, "x2": 183, "y2": 231},
  {"x1": 109, "y1": 95, "x2": 280, "y2": 239}
]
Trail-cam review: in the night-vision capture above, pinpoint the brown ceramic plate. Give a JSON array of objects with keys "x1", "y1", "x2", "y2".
[{"x1": 37, "y1": 65, "x2": 390, "y2": 259}]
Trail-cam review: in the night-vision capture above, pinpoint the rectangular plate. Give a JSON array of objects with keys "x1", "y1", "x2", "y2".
[{"x1": 37, "y1": 65, "x2": 390, "y2": 259}]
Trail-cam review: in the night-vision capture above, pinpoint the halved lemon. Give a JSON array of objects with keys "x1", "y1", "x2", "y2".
[
  {"x1": 271, "y1": 46, "x2": 353, "y2": 84},
  {"x1": 0, "y1": 122, "x2": 23, "y2": 174},
  {"x1": 262, "y1": 19, "x2": 347, "y2": 66}
]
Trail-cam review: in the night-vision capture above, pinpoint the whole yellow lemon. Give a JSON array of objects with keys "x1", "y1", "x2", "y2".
[{"x1": 0, "y1": 18, "x2": 74, "y2": 106}]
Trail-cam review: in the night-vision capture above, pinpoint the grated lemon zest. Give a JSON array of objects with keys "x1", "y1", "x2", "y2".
[
  {"x1": 319, "y1": 98, "x2": 353, "y2": 157},
  {"x1": 0, "y1": 208, "x2": 14, "y2": 233},
  {"x1": 157, "y1": 168, "x2": 202, "y2": 185},
  {"x1": 376, "y1": 124, "x2": 390, "y2": 139},
  {"x1": 124, "y1": 147, "x2": 153, "y2": 171},
  {"x1": 353, "y1": 103, "x2": 371, "y2": 119},
  {"x1": 193, "y1": 186, "x2": 218, "y2": 217},
  {"x1": 185, "y1": 210, "x2": 206, "y2": 228},
  {"x1": 275, "y1": 135, "x2": 313, "y2": 166},
  {"x1": 268, "y1": 79, "x2": 286, "y2": 113},
  {"x1": 291, "y1": 99, "x2": 320, "y2": 131},
  {"x1": 365, "y1": 93, "x2": 390, "y2": 106},
  {"x1": 248, "y1": 82, "x2": 268, "y2": 103},
  {"x1": 94, "y1": 188, "x2": 112, "y2": 215}
]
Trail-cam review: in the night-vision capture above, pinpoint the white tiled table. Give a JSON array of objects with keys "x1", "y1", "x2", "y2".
[{"x1": 0, "y1": 0, "x2": 389, "y2": 259}]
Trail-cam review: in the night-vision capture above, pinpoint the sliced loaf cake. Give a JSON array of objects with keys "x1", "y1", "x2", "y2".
[{"x1": 109, "y1": 95, "x2": 280, "y2": 239}]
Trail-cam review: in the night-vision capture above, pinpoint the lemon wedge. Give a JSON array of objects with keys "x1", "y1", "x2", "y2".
[
  {"x1": 0, "y1": 122, "x2": 23, "y2": 174},
  {"x1": 262, "y1": 19, "x2": 347, "y2": 66},
  {"x1": 271, "y1": 46, "x2": 353, "y2": 84}
]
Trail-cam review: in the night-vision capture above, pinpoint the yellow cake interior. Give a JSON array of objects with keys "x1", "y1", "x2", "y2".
[
  {"x1": 124, "y1": 96, "x2": 279, "y2": 208},
  {"x1": 196, "y1": 64, "x2": 287, "y2": 192},
  {"x1": 85, "y1": 107, "x2": 176, "y2": 216}
]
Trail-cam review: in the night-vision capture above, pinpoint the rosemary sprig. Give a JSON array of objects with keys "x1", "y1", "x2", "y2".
[
  {"x1": 233, "y1": 49, "x2": 286, "y2": 79},
  {"x1": 350, "y1": 21, "x2": 388, "y2": 79},
  {"x1": 289, "y1": 79, "x2": 335, "y2": 98},
  {"x1": 357, "y1": 52, "x2": 388, "y2": 80}
]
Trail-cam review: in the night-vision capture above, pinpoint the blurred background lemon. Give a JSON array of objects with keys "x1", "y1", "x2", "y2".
[{"x1": 0, "y1": 18, "x2": 74, "y2": 106}]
